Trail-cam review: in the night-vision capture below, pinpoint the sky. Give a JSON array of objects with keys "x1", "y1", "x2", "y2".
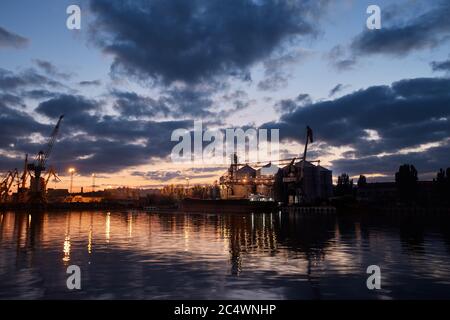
[{"x1": 0, "y1": 0, "x2": 449, "y2": 191}]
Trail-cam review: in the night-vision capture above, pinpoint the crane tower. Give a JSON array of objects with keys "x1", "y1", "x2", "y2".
[{"x1": 27, "y1": 115, "x2": 64, "y2": 204}]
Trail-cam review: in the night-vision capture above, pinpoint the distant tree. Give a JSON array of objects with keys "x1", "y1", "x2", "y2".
[
  {"x1": 357, "y1": 175, "x2": 367, "y2": 187},
  {"x1": 191, "y1": 185, "x2": 205, "y2": 199},
  {"x1": 434, "y1": 167, "x2": 450, "y2": 204},
  {"x1": 335, "y1": 173, "x2": 354, "y2": 196},
  {"x1": 145, "y1": 193, "x2": 175, "y2": 205},
  {"x1": 395, "y1": 164, "x2": 418, "y2": 203}
]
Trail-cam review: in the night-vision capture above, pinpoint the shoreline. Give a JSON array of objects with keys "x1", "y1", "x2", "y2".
[{"x1": 0, "y1": 199, "x2": 449, "y2": 216}]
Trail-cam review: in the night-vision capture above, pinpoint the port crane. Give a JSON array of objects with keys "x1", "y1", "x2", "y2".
[
  {"x1": 0, "y1": 169, "x2": 19, "y2": 203},
  {"x1": 280, "y1": 126, "x2": 315, "y2": 204},
  {"x1": 27, "y1": 115, "x2": 64, "y2": 204},
  {"x1": 45, "y1": 166, "x2": 61, "y2": 188}
]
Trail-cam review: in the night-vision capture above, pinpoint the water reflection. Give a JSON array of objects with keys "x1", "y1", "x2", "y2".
[{"x1": 1, "y1": 211, "x2": 450, "y2": 299}]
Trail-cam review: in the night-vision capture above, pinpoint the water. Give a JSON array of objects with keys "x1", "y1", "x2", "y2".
[{"x1": 1, "y1": 210, "x2": 450, "y2": 299}]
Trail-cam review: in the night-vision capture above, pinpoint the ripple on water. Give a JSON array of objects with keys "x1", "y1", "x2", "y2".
[{"x1": 1, "y1": 211, "x2": 450, "y2": 299}]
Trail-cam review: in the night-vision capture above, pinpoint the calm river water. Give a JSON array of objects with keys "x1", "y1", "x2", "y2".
[{"x1": 1, "y1": 210, "x2": 450, "y2": 299}]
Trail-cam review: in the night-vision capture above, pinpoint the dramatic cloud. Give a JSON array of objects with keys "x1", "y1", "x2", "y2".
[
  {"x1": 258, "y1": 49, "x2": 309, "y2": 91},
  {"x1": 263, "y1": 77, "x2": 450, "y2": 175},
  {"x1": 78, "y1": 80, "x2": 102, "y2": 87},
  {"x1": 48, "y1": 118, "x2": 192, "y2": 174},
  {"x1": 0, "y1": 68, "x2": 63, "y2": 91},
  {"x1": 431, "y1": 57, "x2": 450, "y2": 73},
  {"x1": 0, "y1": 79, "x2": 195, "y2": 175},
  {"x1": 112, "y1": 85, "x2": 215, "y2": 119},
  {"x1": 0, "y1": 103, "x2": 51, "y2": 153},
  {"x1": 326, "y1": 45, "x2": 356, "y2": 71},
  {"x1": 33, "y1": 59, "x2": 72, "y2": 79},
  {"x1": 327, "y1": 2, "x2": 450, "y2": 70},
  {"x1": 0, "y1": 26, "x2": 28, "y2": 49},
  {"x1": 332, "y1": 141, "x2": 450, "y2": 179},
  {"x1": 351, "y1": 2, "x2": 450, "y2": 57},
  {"x1": 36, "y1": 94, "x2": 99, "y2": 120},
  {"x1": 112, "y1": 91, "x2": 171, "y2": 118},
  {"x1": 275, "y1": 94, "x2": 311, "y2": 114},
  {"x1": 328, "y1": 84, "x2": 348, "y2": 97},
  {"x1": 89, "y1": 0, "x2": 327, "y2": 84},
  {"x1": 3, "y1": 101, "x2": 193, "y2": 174},
  {"x1": 257, "y1": 73, "x2": 289, "y2": 92},
  {"x1": 23, "y1": 89, "x2": 59, "y2": 100},
  {"x1": 131, "y1": 167, "x2": 223, "y2": 182},
  {"x1": 131, "y1": 170, "x2": 183, "y2": 182},
  {"x1": 0, "y1": 93, "x2": 24, "y2": 108}
]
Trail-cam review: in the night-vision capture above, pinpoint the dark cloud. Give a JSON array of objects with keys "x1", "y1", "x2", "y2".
[
  {"x1": 112, "y1": 85, "x2": 215, "y2": 119},
  {"x1": 331, "y1": 140, "x2": 450, "y2": 179},
  {"x1": 221, "y1": 90, "x2": 248, "y2": 101},
  {"x1": 23, "y1": 89, "x2": 59, "y2": 100},
  {"x1": 164, "y1": 86, "x2": 215, "y2": 117},
  {"x1": 327, "y1": 2, "x2": 450, "y2": 71},
  {"x1": 431, "y1": 57, "x2": 450, "y2": 72},
  {"x1": 191, "y1": 166, "x2": 226, "y2": 174},
  {"x1": 78, "y1": 80, "x2": 102, "y2": 87},
  {"x1": 328, "y1": 84, "x2": 348, "y2": 97},
  {"x1": 89, "y1": 0, "x2": 327, "y2": 84},
  {"x1": 296, "y1": 93, "x2": 311, "y2": 104},
  {"x1": 0, "y1": 68, "x2": 63, "y2": 91},
  {"x1": 131, "y1": 170, "x2": 183, "y2": 182},
  {"x1": 351, "y1": 2, "x2": 450, "y2": 57},
  {"x1": 392, "y1": 77, "x2": 450, "y2": 98},
  {"x1": 33, "y1": 59, "x2": 72, "y2": 79},
  {"x1": 275, "y1": 94, "x2": 311, "y2": 114},
  {"x1": 0, "y1": 26, "x2": 28, "y2": 49},
  {"x1": 263, "y1": 77, "x2": 450, "y2": 177},
  {"x1": 257, "y1": 73, "x2": 288, "y2": 92},
  {"x1": 112, "y1": 90, "x2": 170, "y2": 118},
  {"x1": 43, "y1": 107, "x2": 193, "y2": 174},
  {"x1": 257, "y1": 50, "x2": 308, "y2": 91},
  {"x1": 1, "y1": 90, "x2": 193, "y2": 174},
  {"x1": 35, "y1": 94, "x2": 99, "y2": 119},
  {"x1": 0, "y1": 93, "x2": 24, "y2": 108},
  {"x1": 0, "y1": 103, "x2": 50, "y2": 153},
  {"x1": 326, "y1": 45, "x2": 356, "y2": 71},
  {"x1": 132, "y1": 167, "x2": 222, "y2": 182},
  {"x1": 274, "y1": 99, "x2": 299, "y2": 115}
]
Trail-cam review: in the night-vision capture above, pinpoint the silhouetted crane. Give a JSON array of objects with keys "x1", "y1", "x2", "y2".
[
  {"x1": 0, "y1": 169, "x2": 19, "y2": 202},
  {"x1": 27, "y1": 115, "x2": 64, "y2": 204}
]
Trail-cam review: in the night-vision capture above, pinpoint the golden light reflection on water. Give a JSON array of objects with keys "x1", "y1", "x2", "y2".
[
  {"x1": 63, "y1": 214, "x2": 71, "y2": 263},
  {"x1": 127, "y1": 213, "x2": 133, "y2": 238},
  {"x1": 88, "y1": 224, "x2": 93, "y2": 254},
  {"x1": 1, "y1": 211, "x2": 450, "y2": 299},
  {"x1": 105, "y1": 212, "x2": 110, "y2": 243},
  {"x1": 63, "y1": 235, "x2": 71, "y2": 263}
]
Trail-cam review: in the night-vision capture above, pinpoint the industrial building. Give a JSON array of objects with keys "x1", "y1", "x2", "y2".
[
  {"x1": 219, "y1": 159, "x2": 332, "y2": 204},
  {"x1": 219, "y1": 150, "x2": 279, "y2": 200},
  {"x1": 276, "y1": 160, "x2": 333, "y2": 204},
  {"x1": 219, "y1": 127, "x2": 333, "y2": 204}
]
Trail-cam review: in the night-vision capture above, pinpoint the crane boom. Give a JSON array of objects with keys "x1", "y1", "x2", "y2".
[
  {"x1": 0, "y1": 169, "x2": 19, "y2": 202},
  {"x1": 21, "y1": 154, "x2": 28, "y2": 189},
  {"x1": 42, "y1": 115, "x2": 64, "y2": 167},
  {"x1": 27, "y1": 114, "x2": 64, "y2": 203}
]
